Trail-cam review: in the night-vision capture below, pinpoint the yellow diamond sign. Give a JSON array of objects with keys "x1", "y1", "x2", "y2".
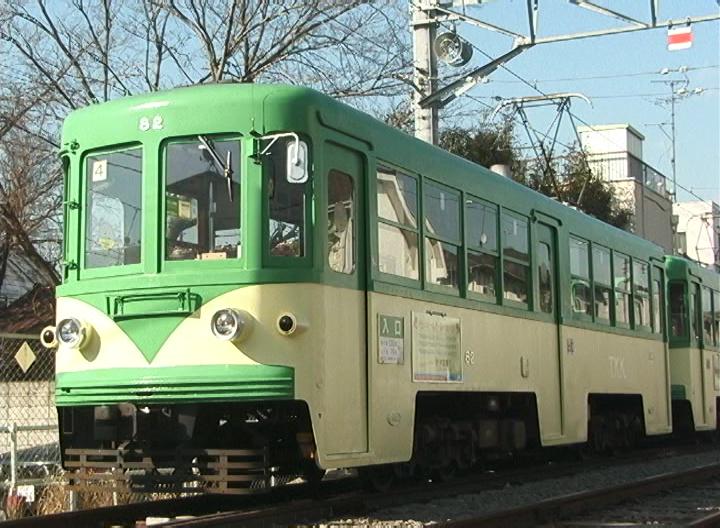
[{"x1": 15, "y1": 342, "x2": 36, "y2": 373}]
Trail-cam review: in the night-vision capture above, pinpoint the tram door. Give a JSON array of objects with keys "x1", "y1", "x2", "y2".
[
  {"x1": 536, "y1": 222, "x2": 564, "y2": 438},
  {"x1": 322, "y1": 141, "x2": 368, "y2": 455}
]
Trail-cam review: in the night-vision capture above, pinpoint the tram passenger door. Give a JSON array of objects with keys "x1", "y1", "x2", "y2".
[
  {"x1": 322, "y1": 142, "x2": 368, "y2": 455},
  {"x1": 536, "y1": 222, "x2": 564, "y2": 439}
]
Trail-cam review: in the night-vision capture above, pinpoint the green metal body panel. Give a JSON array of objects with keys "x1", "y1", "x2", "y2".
[{"x1": 56, "y1": 364, "x2": 294, "y2": 406}]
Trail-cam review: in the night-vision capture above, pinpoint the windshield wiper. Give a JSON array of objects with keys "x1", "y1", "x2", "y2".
[{"x1": 198, "y1": 135, "x2": 234, "y2": 202}]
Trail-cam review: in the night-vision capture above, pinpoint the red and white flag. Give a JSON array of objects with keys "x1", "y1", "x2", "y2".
[{"x1": 668, "y1": 26, "x2": 693, "y2": 51}]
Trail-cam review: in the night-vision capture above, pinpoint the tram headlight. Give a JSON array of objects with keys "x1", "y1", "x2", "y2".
[
  {"x1": 56, "y1": 318, "x2": 91, "y2": 349},
  {"x1": 210, "y1": 308, "x2": 253, "y2": 342}
]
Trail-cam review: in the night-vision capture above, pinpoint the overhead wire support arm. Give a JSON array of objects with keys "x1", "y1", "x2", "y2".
[
  {"x1": 431, "y1": 4, "x2": 527, "y2": 40},
  {"x1": 418, "y1": 44, "x2": 531, "y2": 109},
  {"x1": 569, "y1": 1, "x2": 648, "y2": 27},
  {"x1": 490, "y1": 93, "x2": 593, "y2": 121}
]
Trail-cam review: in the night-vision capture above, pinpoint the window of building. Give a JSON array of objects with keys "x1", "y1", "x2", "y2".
[
  {"x1": 502, "y1": 212, "x2": 529, "y2": 306},
  {"x1": 466, "y1": 198, "x2": 498, "y2": 301},
  {"x1": 377, "y1": 166, "x2": 419, "y2": 280}
]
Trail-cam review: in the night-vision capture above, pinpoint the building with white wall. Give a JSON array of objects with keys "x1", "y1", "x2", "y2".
[
  {"x1": 673, "y1": 200, "x2": 720, "y2": 272},
  {"x1": 577, "y1": 124, "x2": 674, "y2": 253}
]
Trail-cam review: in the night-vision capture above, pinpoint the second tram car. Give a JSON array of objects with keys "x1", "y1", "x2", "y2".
[{"x1": 666, "y1": 256, "x2": 720, "y2": 434}]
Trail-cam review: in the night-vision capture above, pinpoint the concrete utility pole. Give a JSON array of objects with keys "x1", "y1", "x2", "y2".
[{"x1": 412, "y1": 0, "x2": 439, "y2": 145}]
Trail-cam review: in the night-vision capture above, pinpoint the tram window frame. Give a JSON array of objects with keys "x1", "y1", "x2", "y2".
[
  {"x1": 691, "y1": 283, "x2": 702, "y2": 345},
  {"x1": 501, "y1": 210, "x2": 530, "y2": 308},
  {"x1": 669, "y1": 281, "x2": 688, "y2": 339},
  {"x1": 327, "y1": 170, "x2": 355, "y2": 274},
  {"x1": 592, "y1": 245, "x2": 612, "y2": 324},
  {"x1": 632, "y1": 260, "x2": 651, "y2": 332},
  {"x1": 613, "y1": 252, "x2": 631, "y2": 328},
  {"x1": 265, "y1": 136, "x2": 308, "y2": 261},
  {"x1": 83, "y1": 145, "x2": 143, "y2": 272},
  {"x1": 164, "y1": 136, "x2": 242, "y2": 263},
  {"x1": 422, "y1": 179, "x2": 461, "y2": 293},
  {"x1": 466, "y1": 197, "x2": 499, "y2": 303},
  {"x1": 569, "y1": 236, "x2": 592, "y2": 320},
  {"x1": 537, "y1": 241, "x2": 554, "y2": 314},
  {"x1": 713, "y1": 290, "x2": 720, "y2": 348},
  {"x1": 376, "y1": 165, "x2": 420, "y2": 282},
  {"x1": 61, "y1": 155, "x2": 73, "y2": 279},
  {"x1": 702, "y1": 286, "x2": 714, "y2": 347},
  {"x1": 651, "y1": 267, "x2": 664, "y2": 335}
]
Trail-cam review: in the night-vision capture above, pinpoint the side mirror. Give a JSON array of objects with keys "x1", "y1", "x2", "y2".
[{"x1": 287, "y1": 140, "x2": 308, "y2": 183}]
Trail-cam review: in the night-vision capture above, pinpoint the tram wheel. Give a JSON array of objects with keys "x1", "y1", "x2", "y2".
[
  {"x1": 431, "y1": 461, "x2": 457, "y2": 482},
  {"x1": 359, "y1": 464, "x2": 395, "y2": 492},
  {"x1": 302, "y1": 461, "x2": 326, "y2": 485}
]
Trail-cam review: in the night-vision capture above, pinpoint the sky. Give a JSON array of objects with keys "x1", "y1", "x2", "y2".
[{"x1": 431, "y1": 0, "x2": 720, "y2": 205}]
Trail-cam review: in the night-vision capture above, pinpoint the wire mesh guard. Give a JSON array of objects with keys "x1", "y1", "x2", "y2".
[{"x1": 0, "y1": 333, "x2": 59, "y2": 516}]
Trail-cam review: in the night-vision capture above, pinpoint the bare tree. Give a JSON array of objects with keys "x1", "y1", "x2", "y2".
[
  {"x1": 153, "y1": 0, "x2": 410, "y2": 99},
  {"x1": 0, "y1": 123, "x2": 62, "y2": 292},
  {"x1": 0, "y1": 0, "x2": 411, "y2": 295}
]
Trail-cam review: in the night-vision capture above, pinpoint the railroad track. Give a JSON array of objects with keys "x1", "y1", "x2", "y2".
[
  {"x1": 4, "y1": 443, "x2": 720, "y2": 527},
  {"x1": 439, "y1": 462, "x2": 720, "y2": 527}
]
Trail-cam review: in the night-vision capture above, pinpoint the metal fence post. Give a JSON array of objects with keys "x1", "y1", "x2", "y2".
[{"x1": 9, "y1": 423, "x2": 16, "y2": 493}]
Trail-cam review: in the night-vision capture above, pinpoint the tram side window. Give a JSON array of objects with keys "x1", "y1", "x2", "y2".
[
  {"x1": 592, "y1": 245, "x2": 612, "y2": 323},
  {"x1": 466, "y1": 198, "x2": 498, "y2": 301},
  {"x1": 691, "y1": 284, "x2": 702, "y2": 344},
  {"x1": 377, "y1": 165, "x2": 419, "y2": 280},
  {"x1": 423, "y1": 181, "x2": 460, "y2": 291},
  {"x1": 669, "y1": 282, "x2": 687, "y2": 338},
  {"x1": 714, "y1": 291, "x2": 720, "y2": 347},
  {"x1": 651, "y1": 268, "x2": 664, "y2": 335},
  {"x1": 633, "y1": 260, "x2": 651, "y2": 330},
  {"x1": 327, "y1": 170, "x2": 354, "y2": 274},
  {"x1": 569, "y1": 237, "x2": 591, "y2": 317},
  {"x1": 85, "y1": 148, "x2": 142, "y2": 268},
  {"x1": 502, "y1": 212, "x2": 529, "y2": 306},
  {"x1": 165, "y1": 138, "x2": 241, "y2": 261},
  {"x1": 537, "y1": 242, "x2": 553, "y2": 314},
  {"x1": 614, "y1": 253, "x2": 631, "y2": 327},
  {"x1": 702, "y1": 286, "x2": 713, "y2": 346},
  {"x1": 267, "y1": 139, "x2": 305, "y2": 258}
]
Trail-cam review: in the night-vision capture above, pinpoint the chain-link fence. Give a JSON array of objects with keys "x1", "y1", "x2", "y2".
[{"x1": 0, "y1": 332, "x2": 59, "y2": 516}]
